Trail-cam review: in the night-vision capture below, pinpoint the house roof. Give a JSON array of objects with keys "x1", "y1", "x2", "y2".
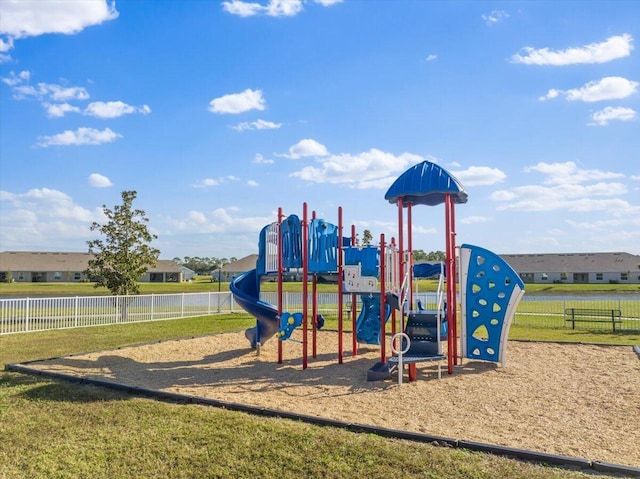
[
  {"x1": 500, "y1": 252, "x2": 640, "y2": 274},
  {"x1": 0, "y1": 251, "x2": 181, "y2": 273},
  {"x1": 222, "y1": 254, "x2": 258, "y2": 273}
]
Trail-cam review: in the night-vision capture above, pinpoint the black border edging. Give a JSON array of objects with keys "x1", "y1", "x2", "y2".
[{"x1": 5, "y1": 363, "x2": 640, "y2": 477}]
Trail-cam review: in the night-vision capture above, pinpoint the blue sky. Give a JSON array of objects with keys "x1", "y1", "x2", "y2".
[{"x1": 1, "y1": 0, "x2": 638, "y2": 261}]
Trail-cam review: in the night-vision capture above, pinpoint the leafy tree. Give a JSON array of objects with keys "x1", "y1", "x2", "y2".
[
  {"x1": 86, "y1": 190, "x2": 160, "y2": 295},
  {"x1": 173, "y1": 256, "x2": 234, "y2": 275},
  {"x1": 362, "y1": 229, "x2": 373, "y2": 246},
  {"x1": 413, "y1": 249, "x2": 446, "y2": 262}
]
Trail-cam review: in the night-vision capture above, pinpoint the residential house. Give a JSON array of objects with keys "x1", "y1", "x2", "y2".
[
  {"x1": 501, "y1": 252, "x2": 640, "y2": 284},
  {"x1": 0, "y1": 251, "x2": 183, "y2": 283}
]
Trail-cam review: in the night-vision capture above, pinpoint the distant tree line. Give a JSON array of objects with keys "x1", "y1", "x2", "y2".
[
  {"x1": 413, "y1": 250, "x2": 446, "y2": 262},
  {"x1": 173, "y1": 256, "x2": 238, "y2": 275},
  {"x1": 172, "y1": 252, "x2": 442, "y2": 275}
]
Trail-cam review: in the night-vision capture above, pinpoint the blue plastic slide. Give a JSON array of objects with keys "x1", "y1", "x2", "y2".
[
  {"x1": 229, "y1": 269, "x2": 280, "y2": 348},
  {"x1": 356, "y1": 294, "x2": 391, "y2": 345}
]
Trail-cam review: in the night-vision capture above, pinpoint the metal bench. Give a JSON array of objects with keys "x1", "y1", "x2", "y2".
[{"x1": 564, "y1": 308, "x2": 623, "y2": 332}]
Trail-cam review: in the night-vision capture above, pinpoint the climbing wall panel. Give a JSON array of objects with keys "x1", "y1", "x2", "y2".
[{"x1": 459, "y1": 244, "x2": 525, "y2": 366}]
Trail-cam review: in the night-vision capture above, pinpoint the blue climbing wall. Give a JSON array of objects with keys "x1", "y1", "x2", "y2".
[{"x1": 459, "y1": 244, "x2": 525, "y2": 365}]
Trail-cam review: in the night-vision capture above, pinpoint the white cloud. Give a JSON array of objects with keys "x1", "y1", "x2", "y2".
[
  {"x1": 425, "y1": 54, "x2": 437, "y2": 62},
  {"x1": 192, "y1": 178, "x2": 221, "y2": 188},
  {"x1": 287, "y1": 139, "x2": 329, "y2": 159},
  {"x1": 222, "y1": 0, "x2": 303, "y2": 17},
  {"x1": 232, "y1": 119, "x2": 282, "y2": 131},
  {"x1": 209, "y1": 88, "x2": 266, "y2": 114},
  {"x1": 192, "y1": 176, "x2": 240, "y2": 188},
  {"x1": 223, "y1": 0, "x2": 339, "y2": 17},
  {"x1": 512, "y1": 33, "x2": 634, "y2": 66},
  {"x1": 0, "y1": 188, "x2": 105, "y2": 251},
  {"x1": 247, "y1": 180, "x2": 259, "y2": 187},
  {"x1": 589, "y1": 106, "x2": 636, "y2": 126},
  {"x1": 492, "y1": 185, "x2": 634, "y2": 213},
  {"x1": 43, "y1": 102, "x2": 81, "y2": 118},
  {"x1": 253, "y1": 153, "x2": 274, "y2": 164},
  {"x1": 88, "y1": 173, "x2": 113, "y2": 188},
  {"x1": 451, "y1": 166, "x2": 506, "y2": 186},
  {"x1": 314, "y1": 0, "x2": 343, "y2": 5},
  {"x1": 165, "y1": 207, "x2": 272, "y2": 234},
  {"x1": 524, "y1": 161, "x2": 624, "y2": 185},
  {"x1": 0, "y1": 0, "x2": 116, "y2": 62},
  {"x1": 0, "y1": 37, "x2": 14, "y2": 62},
  {"x1": 491, "y1": 161, "x2": 635, "y2": 215},
  {"x1": 1, "y1": 188, "x2": 96, "y2": 225},
  {"x1": 36, "y1": 127, "x2": 121, "y2": 147},
  {"x1": 1, "y1": 69, "x2": 29, "y2": 86},
  {"x1": 0, "y1": 0, "x2": 118, "y2": 38},
  {"x1": 11, "y1": 82, "x2": 90, "y2": 101},
  {"x1": 482, "y1": 10, "x2": 510, "y2": 26},
  {"x1": 223, "y1": 0, "x2": 272, "y2": 17},
  {"x1": 540, "y1": 77, "x2": 639, "y2": 103},
  {"x1": 460, "y1": 216, "x2": 490, "y2": 225},
  {"x1": 290, "y1": 148, "x2": 422, "y2": 189},
  {"x1": 84, "y1": 101, "x2": 151, "y2": 118}
]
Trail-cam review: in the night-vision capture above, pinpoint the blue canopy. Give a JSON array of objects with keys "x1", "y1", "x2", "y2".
[{"x1": 385, "y1": 160, "x2": 468, "y2": 206}]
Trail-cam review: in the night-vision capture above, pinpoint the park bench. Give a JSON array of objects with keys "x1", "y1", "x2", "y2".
[{"x1": 564, "y1": 308, "x2": 623, "y2": 332}]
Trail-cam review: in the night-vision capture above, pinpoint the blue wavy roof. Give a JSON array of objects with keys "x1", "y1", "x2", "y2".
[{"x1": 385, "y1": 161, "x2": 468, "y2": 206}]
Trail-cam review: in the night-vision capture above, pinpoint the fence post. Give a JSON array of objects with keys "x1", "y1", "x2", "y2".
[
  {"x1": 25, "y1": 298, "x2": 30, "y2": 333},
  {"x1": 181, "y1": 293, "x2": 185, "y2": 318},
  {"x1": 74, "y1": 296, "x2": 79, "y2": 328}
]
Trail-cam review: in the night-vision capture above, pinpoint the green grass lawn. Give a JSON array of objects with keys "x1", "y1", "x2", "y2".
[{"x1": 1, "y1": 315, "x2": 633, "y2": 479}]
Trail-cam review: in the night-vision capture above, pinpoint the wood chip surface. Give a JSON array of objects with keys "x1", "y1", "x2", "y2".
[{"x1": 26, "y1": 330, "x2": 640, "y2": 468}]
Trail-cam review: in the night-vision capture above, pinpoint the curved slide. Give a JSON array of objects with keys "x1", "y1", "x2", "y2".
[
  {"x1": 355, "y1": 294, "x2": 391, "y2": 345},
  {"x1": 229, "y1": 269, "x2": 280, "y2": 348}
]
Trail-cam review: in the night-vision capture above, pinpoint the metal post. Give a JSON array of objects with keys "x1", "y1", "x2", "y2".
[
  {"x1": 379, "y1": 233, "x2": 387, "y2": 363},
  {"x1": 278, "y1": 207, "x2": 284, "y2": 364},
  {"x1": 351, "y1": 223, "x2": 357, "y2": 356},
  {"x1": 337, "y1": 206, "x2": 344, "y2": 364},
  {"x1": 302, "y1": 202, "x2": 309, "y2": 369}
]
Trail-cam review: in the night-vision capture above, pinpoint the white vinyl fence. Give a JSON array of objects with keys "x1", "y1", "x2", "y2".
[
  {"x1": 0, "y1": 292, "x2": 235, "y2": 335},
  {"x1": 2, "y1": 292, "x2": 638, "y2": 335}
]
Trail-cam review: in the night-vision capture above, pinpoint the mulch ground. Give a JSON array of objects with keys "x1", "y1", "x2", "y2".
[{"x1": 22, "y1": 330, "x2": 640, "y2": 468}]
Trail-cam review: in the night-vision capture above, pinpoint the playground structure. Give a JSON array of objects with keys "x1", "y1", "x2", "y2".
[{"x1": 230, "y1": 160, "x2": 525, "y2": 381}]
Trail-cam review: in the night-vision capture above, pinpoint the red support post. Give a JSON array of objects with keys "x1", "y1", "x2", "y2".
[
  {"x1": 407, "y1": 201, "x2": 413, "y2": 311},
  {"x1": 302, "y1": 202, "x2": 309, "y2": 370},
  {"x1": 277, "y1": 207, "x2": 284, "y2": 364},
  {"x1": 445, "y1": 194, "x2": 455, "y2": 374},
  {"x1": 337, "y1": 206, "x2": 344, "y2": 364}
]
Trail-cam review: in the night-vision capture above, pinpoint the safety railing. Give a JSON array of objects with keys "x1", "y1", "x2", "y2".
[{"x1": 0, "y1": 292, "x2": 234, "y2": 335}]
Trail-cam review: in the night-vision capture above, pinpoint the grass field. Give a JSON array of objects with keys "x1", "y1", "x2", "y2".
[
  {"x1": 2, "y1": 280, "x2": 638, "y2": 478},
  {"x1": 2, "y1": 313, "x2": 637, "y2": 479}
]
